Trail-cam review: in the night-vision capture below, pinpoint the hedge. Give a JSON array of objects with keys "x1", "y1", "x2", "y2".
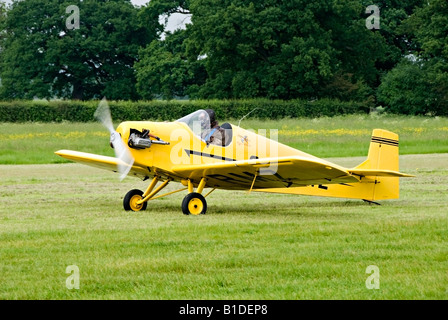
[{"x1": 0, "y1": 99, "x2": 370, "y2": 122}]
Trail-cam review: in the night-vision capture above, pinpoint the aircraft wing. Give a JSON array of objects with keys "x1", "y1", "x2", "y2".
[
  {"x1": 55, "y1": 150, "x2": 150, "y2": 179},
  {"x1": 172, "y1": 156, "x2": 360, "y2": 190}
]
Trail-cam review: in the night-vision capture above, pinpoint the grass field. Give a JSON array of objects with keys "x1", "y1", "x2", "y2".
[
  {"x1": 1, "y1": 114, "x2": 448, "y2": 164},
  {"x1": 0, "y1": 155, "x2": 447, "y2": 299},
  {"x1": 0, "y1": 116, "x2": 447, "y2": 300}
]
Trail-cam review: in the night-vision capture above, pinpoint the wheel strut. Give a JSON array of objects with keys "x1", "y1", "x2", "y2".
[
  {"x1": 182, "y1": 178, "x2": 208, "y2": 215},
  {"x1": 137, "y1": 177, "x2": 172, "y2": 205},
  {"x1": 123, "y1": 176, "x2": 174, "y2": 212}
]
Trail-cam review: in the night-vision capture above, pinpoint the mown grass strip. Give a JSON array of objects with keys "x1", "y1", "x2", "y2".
[{"x1": 0, "y1": 155, "x2": 447, "y2": 299}]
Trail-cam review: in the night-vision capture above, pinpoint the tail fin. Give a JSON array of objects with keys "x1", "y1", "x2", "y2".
[
  {"x1": 330, "y1": 129, "x2": 406, "y2": 201},
  {"x1": 351, "y1": 129, "x2": 401, "y2": 200},
  {"x1": 356, "y1": 129, "x2": 399, "y2": 172}
]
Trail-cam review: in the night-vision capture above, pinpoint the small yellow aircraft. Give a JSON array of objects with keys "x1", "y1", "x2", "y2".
[{"x1": 55, "y1": 99, "x2": 413, "y2": 215}]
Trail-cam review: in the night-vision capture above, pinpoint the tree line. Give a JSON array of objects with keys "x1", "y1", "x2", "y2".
[{"x1": 0, "y1": 0, "x2": 446, "y2": 115}]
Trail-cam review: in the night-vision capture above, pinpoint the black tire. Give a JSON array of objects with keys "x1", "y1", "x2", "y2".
[
  {"x1": 123, "y1": 189, "x2": 147, "y2": 212},
  {"x1": 182, "y1": 192, "x2": 207, "y2": 215}
]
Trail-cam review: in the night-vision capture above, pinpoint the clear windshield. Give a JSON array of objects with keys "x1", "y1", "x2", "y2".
[{"x1": 176, "y1": 109, "x2": 211, "y2": 139}]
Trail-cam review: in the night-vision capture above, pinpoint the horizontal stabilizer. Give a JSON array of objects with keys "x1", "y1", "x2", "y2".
[{"x1": 348, "y1": 169, "x2": 415, "y2": 178}]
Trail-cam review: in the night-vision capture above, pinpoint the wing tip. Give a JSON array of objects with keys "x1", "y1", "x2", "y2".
[{"x1": 54, "y1": 149, "x2": 65, "y2": 156}]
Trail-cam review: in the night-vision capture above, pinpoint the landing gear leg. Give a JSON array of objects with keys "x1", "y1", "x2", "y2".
[
  {"x1": 182, "y1": 178, "x2": 208, "y2": 215},
  {"x1": 123, "y1": 176, "x2": 173, "y2": 212}
]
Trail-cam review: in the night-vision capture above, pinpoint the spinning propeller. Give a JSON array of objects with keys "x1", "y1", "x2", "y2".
[{"x1": 94, "y1": 98, "x2": 134, "y2": 181}]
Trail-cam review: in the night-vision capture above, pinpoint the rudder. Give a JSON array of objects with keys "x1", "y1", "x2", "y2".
[
  {"x1": 354, "y1": 129, "x2": 400, "y2": 200},
  {"x1": 356, "y1": 129, "x2": 399, "y2": 172}
]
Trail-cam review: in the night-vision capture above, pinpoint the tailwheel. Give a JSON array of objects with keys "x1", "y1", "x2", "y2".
[
  {"x1": 182, "y1": 192, "x2": 207, "y2": 215},
  {"x1": 123, "y1": 189, "x2": 147, "y2": 212}
]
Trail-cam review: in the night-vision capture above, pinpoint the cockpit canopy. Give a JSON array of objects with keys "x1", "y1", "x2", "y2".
[
  {"x1": 176, "y1": 109, "x2": 211, "y2": 137},
  {"x1": 176, "y1": 109, "x2": 233, "y2": 147}
]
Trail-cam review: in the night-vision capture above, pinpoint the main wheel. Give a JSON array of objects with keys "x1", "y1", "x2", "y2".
[
  {"x1": 182, "y1": 192, "x2": 207, "y2": 215},
  {"x1": 123, "y1": 189, "x2": 147, "y2": 212}
]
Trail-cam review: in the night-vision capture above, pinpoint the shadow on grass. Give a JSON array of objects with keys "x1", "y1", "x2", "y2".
[{"x1": 144, "y1": 197, "x2": 376, "y2": 216}]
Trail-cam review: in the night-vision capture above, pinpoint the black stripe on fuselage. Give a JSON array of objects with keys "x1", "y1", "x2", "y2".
[{"x1": 185, "y1": 149, "x2": 237, "y2": 162}]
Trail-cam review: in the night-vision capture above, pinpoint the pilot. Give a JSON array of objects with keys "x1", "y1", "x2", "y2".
[{"x1": 201, "y1": 109, "x2": 226, "y2": 146}]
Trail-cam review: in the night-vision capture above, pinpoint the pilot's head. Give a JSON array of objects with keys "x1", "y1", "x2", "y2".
[{"x1": 204, "y1": 109, "x2": 217, "y2": 127}]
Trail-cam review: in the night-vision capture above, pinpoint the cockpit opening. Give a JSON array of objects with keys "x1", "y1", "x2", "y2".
[{"x1": 176, "y1": 109, "x2": 233, "y2": 147}]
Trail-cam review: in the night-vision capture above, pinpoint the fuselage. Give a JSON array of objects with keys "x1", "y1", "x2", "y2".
[{"x1": 116, "y1": 120, "x2": 320, "y2": 183}]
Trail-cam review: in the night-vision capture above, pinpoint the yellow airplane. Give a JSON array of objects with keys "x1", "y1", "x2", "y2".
[{"x1": 55, "y1": 99, "x2": 414, "y2": 215}]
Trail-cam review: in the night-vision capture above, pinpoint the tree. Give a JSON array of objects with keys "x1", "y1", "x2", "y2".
[
  {"x1": 136, "y1": 0, "x2": 203, "y2": 99},
  {"x1": 0, "y1": 1, "x2": 8, "y2": 86},
  {"x1": 404, "y1": 0, "x2": 448, "y2": 115},
  {"x1": 0, "y1": 2, "x2": 6, "y2": 40},
  {"x1": 378, "y1": 0, "x2": 448, "y2": 115},
  {"x1": 0, "y1": 0, "x2": 153, "y2": 100},
  {"x1": 361, "y1": 0, "x2": 426, "y2": 71},
  {"x1": 185, "y1": 0, "x2": 339, "y2": 99},
  {"x1": 135, "y1": 29, "x2": 206, "y2": 99},
  {"x1": 136, "y1": 0, "x2": 400, "y2": 101},
  {"x1": 410, "y1": 0, "x2": 448, "y2": 62},
  {"x1": 377, "y1": 59, "x2": 434, "y2": 114},
  {"x1": 136, "y1": 0, "x2": 428, "y2": 102},
  {"x1": 139, "y1": 0, "x2": 190, "y2": 38}
]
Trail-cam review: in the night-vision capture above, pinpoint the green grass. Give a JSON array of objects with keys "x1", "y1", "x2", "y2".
[
  {"x1": 0, "y1": 155, "x2": 447, "y2": 299},
  {"x1": 1, "y1": 115, "x2": 447, "y2": 299},
  {"x1": 241, "y1": 114, "x2": 448, "y2": 157},
  {"x1": 1, "y1": 114, "x2": 448, "y2": 164},
  {"x1": 0, "y1": 122, "x2": 113, "y2": 164}
]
